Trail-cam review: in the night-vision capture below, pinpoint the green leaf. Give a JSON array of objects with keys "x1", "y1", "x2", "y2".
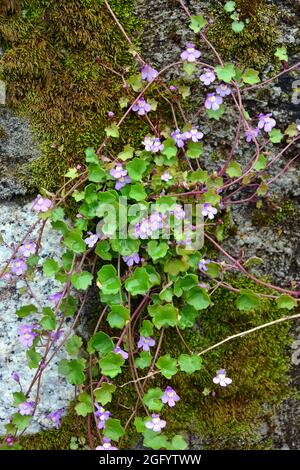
[
  {"x1": 97, "y1": 265, "x2": 121, "y2": 295},
  {"x1": 50, "y1": 207, "x2": 65, "y2": 222},
  {"x1": 143, "y1": 388, "x2": 164, "y2": 411},
  {"x1": 215, "y1": 63, "x2": 236, "y2": 83},
  {"x1": 186, "y1": 287, "x2": 210, "y2": 310},
  {"x1": 99, "y1": 352, "x2": 125, "y2": 378},
  {"x1": 156, "y1": 354, "x2": 177, "y2": 379},
  {"x1": 178, "y1": 85, "x2": 190, "y2": 99},
  {"x1": 94, "y1": 383, "x2": 116, "y2": 405},
  {"x1": 143, "y1": 429, "x2": 169, "y2": 450},
  {"x1": 125, "y1": 267, "x2": 150, "y2": 296},
  {"x1": 242, "y1": 68, "x2": 260, "y2": 85},
  {"x1": 256, "y1": 182, "x2": 268, "y2": 196},
  {"x1": 111, "y1": 238, "x2": 140, "y2": 256},
  {"x1": 189, "y1": 14, "x2": 207, "y2": 33},
  {"x1": 105, "y1": 123, "x2": 119, "y2": 138},
  {"x1": 87, "y1": 331, "x2": 114, "y2": 355},
  {"x1": 88, "y1": 163, "x2": 105, "y2": 183},
  {"x1": 134, "y1": 417, "x2": 146, "y2": 433},
  {"x1": 40, "y1": 308, "x2": 56, "y2": 331},
  {"x1": 75, "y1": 392, "x2": 93, "y2": 417},
  {"x1": 178, "y1": 305, "x2": 199, "y2": 329},
  {"x1": 126, "y1": 158, "x2": 147, "y2": 181},
  {"x1": 183, "y1": 61, "x2": 196, "y2": 76},
  {"x1": 162, "y1": 138, "x2": 177, "y2": 158},
  {"x1": 135, "y1": 351, "x2": 152, "y2": 369},
  {"x1": 43, "y1": 259, "x2": 59, "y2": 277},
  {"x1": 167, "y1": 435, "x2": 188, "y2": 450},
  {"x1": 188, "y1": 168, "x2": 208, "y2": 183},
  {"x1": 140, "y1": 320, "x2": 154, "y2": 337},
  {"x1": 127, "y1": 73, "x2": 143, "y2": 92},
  {"x1": 12, "y1": 413, "x2": 32, "y2": 432},
  {"x1": 231, "y1": 21, "x2": 245, "y2": 33},
  {"x1": 206, "y1": 104, "x2": 225, "y2": 120},
  {"x1": 26, "y1": 347, "x2": 42, "y2": 369},
  {"x1": 253, "y1": 154, "x2": 267, "y2": 171},
  {"x1": 85, "y1": 147, "x2": 98, "y2": 164},
  {"x1": 178, "y1": 354, "x2": 202, "y2": 374},
  {"x1": 61, "y1": 296, "x2": 78, "y2": 317},
  {"x1": 71, "y1": 271, "x2": 93, "y2": 290},
  {"x1": 66, "y1": 335, "x2": 83, "y2": 356},
  {"x1": 224, "y1": 1, "x2": 236, "y2": 12},
  {"x1": 164, "y1": 258, "x2": 189, "y2": 276},
  {"x1": 206, "y1": 261, "x2": 221, "y2": 278},
  {"x1": 118, "y1": 145, "x2": 134, "y2": 161},
  {"x1": 13, "y1": 392, "x2": 26, "y2": 406},
  {"x1": 119, "y1": 96, "x2": 129, "y2": 108},
  {"x1": 95, "y1": 240, "x2": 112, "y2": 260},
  {"x1": 276, "y1": 294, "x2": 297, "y2": 310},
  {"x1": 16, "y1": 304, "x2": 38, "y2": 318},
  {"x1": 203, "y1": 188, "x2": 221, "y2": 205},
  {"x1": 58, "y1": 358, "x2": 86, "y2": 385},
  {"x1": 149, "y1": 303, "x2": 178, "y2": 329},
  {"x1": 236, "y1": 289, "x2": 260, "y2": 310},
  {"x1": 274, "y1": 46, "x2": 288, "y2": 62},
  {"x1": 226, "y1": 161, "x2": 242, "y2": 177},
  {"x1": 107, "y1": 305, "x2": 130, "y2": 329},
  {"x1": 129, "y1": 182, "x2": 147, "y2": 201},
  {"x1": 186, "y1": 141, "x2": 204, "y2": 159},
  {"x1": 64, "y1": 230, "x2": 86, "y2": 254},
  {"x1": 104, "y1": 418, "x2": 125, "y2": 441},
  {"x1": 147, "y1": 240, "x2": 169, "y2": 261},
  {"x1": 269, "y1": 128, "x2": 283, "y2": 143},
  {"x1": 65, "y1": 168, "x2": 79, "y2": 180}
]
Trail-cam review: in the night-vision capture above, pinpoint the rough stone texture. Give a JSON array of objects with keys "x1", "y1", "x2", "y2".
[{"x1": 0, "y1": 200, "x2": 74, "y2": 434}]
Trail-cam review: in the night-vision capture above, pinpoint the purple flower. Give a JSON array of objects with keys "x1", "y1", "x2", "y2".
[
  {"x1": 169, "y1": 85, "x2": 177, "y2": 91},
  {"x1": 107, "y1": 111, "x2": 115, "y2": 118},
  {"x1": 149, "y1": 212, "x2": 164, "y2": 231},
  {"x1": 161, "y1": 171, "x2": 172, "y2": 182},
  {"x1": 2, "y1": 271, "x2": 12, "y2": 282},
  {"x1": 4, "y1": 435, "x2": 14, "y2": 447},
  {"x1": 135, "y1": 219, "x2": 153, "y2": 239},
  {"x1": 171, "y1": 129, "x2": 187, "y2": 148},
  {"x1": 32, "y1": 194, "x2": 52, "y2": 212},
  {"x1": 258, "y1": 113, "x2": 276, "y2": 133},
  {"x1": 48, "y1": 291, "x2": 64, "y2": 306},
  {"x1": 17, "y1": 324, "x2": 37, "y2": 348},
  {"x1": 181, "y1": 42, "x2": 201, "y2": 62},
  {"x1": 213, "y1": 369, "x2": 232, "y2": 387},
  {"x1": 19, "y1": 242, "x2": 36, "y2": 258},
  {"x1": 47, "y1": 408, "x2": 64, "y2": 429},
  {"x1": 114, "y1": 346, "x2": 129, "y2": 360},
  {"x1": 142, "y1": 136, "x2": 164, "y2": 153},
  {"x1": 162, "y1": 386, "x2": 180, "y2": 407},
  {"x1": 198, "y1": 257, "x2": 211, "y2": 272},
  {"x1": 11, "y1": 258, "x2": 28, "y2": 276},
  {"x1": 173, "y1": 204, "x2": 185, "y2": 220},
  {"x1": 204, "y1": 93, "x2": 223, "y2": 111},
  {"x1": 94, "y1": 404, "x2": 111, "y2": 429},
  {"x1": 132, "y1": 98, "x2": 152, "y2": 115},
  {"x1": 123, "y1": 252, "x2": 140, "y2": 267},
  {"x1": 18, "y1": 401, "x2": 34, "y2": 416},
  {"x1": 184, "y1": 126, "x2": 204, "y2": 142},
  {"x1": 245, "y1": 127, "x2": 259, "y2": 143},
  {"x1": 145, "y1": 414, "x2": 166, "y2": 432},
  {"x1": 216, "y1": 83, "x2": 231, "y2": 97},
  {"x1": 110, "y1": 164, "x2": 127, "y2": 179},
  {"x1": 96, "y1": 438, "x2": 118, "y2": 451},
  {"x1": 50, "y1": 329, "x2": 63, "y2": 341},
  {"x1": 115, "y1": 175, "x2": 131, "y2": 190},
  {"x1": 85, "y1": 232, "x2": 99, "y2": 248},
  {"x1": 11, "y1": 371, "x2": 20, "y2": 382},
  {"x1": 202, "y1": 203, "x2": 217, "y2": 220},
  {"x1": 199, "y1": 68, "x2": 216, "y2": 85},
  {"x1": 137, "y1": 336, "x2": 155, "y2": 352},
  {"x1": 141, "y1": 64, "x2": 158, "y2": 82}
]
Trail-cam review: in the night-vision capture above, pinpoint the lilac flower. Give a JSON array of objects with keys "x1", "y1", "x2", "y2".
[
  {"x1": 141, "y1": 64, "x2": 158, "y2": 82},
  {"x1": 18, "y1": 401, "x2": 34, "y2": 416},
  {"x1": 114, "y1": 346, "x2": 129, "y2": 360},
  {"x1": 48, "y1": 291, "x2": 64, "y2": 306},
  {"x1": 123, "y1": 252, "x2": 140, "y2": 267},
  {"x1": 132, "y1": 98, "x2": 152, "y2": 115},
  {"x1": 32, "y1": 194, "x2": 52, "y2": 212},
  {"x1": 94, "y1": 404, "x2": 111, "y2": 429},
  {"x1": 135, "y1": 219, "x2": 153, "y2": 240},
  {"x1": 115, "y1": 175, "x2": 131, "y2": 190},
  {"x1": 4, "y1": 435, "x2": 14, "y2": 447},
  {"x1": 198, "y1": 257, "x2": 211, "y2": 272},
  {"x1": 180, "y1": 42, "x2": 201, "y2": 62},
  {"x1": 17, "y1": 324, "x2": 37, "y2": 348},
  {"x1": 11, "y1": 371, "x2": 20, "y2": 382},
  {"x1": 50, "y1": 329, "x2": 63, "y2": 341},
  {"x1": 213, "y1": 369, "x2": 232, "y2": 387},
  {"x1": 245, "y1": 127, "x2": 259, "y2": 143},
  {"x1": 85, "y1": 232, "x2": 99, "y2": 248},
  {"x1": 169, "y1": 85, "x2": 177, "y2": 91},
  {"x1": 145, "y1": 414, "x2": 166, "y2": 432},
  {"x1": 138, "y1": 336, "x2": 155, "y2": 352},
  {"x1": 204, "y1": 93, "x2": 223, "y2": 111},
  {"x1": 199, "y1": 68, "x2": 216, "y2": 85},
  {"x1": 149, "y1": 212, "x2": 165, "y2": 231},
  {"x1": 171, "y1": 129, "x2": 187, "y2": 148},
  {"x1": 19, "y1": 242, "x2": 36, "y2": 258},
  {"x1": 142, "y1": 136, "x2": 164, "y2": 153},
  {"x1": 173, "y1": 204, "x2": 185, "y2": 220},
  {"x1": 96, "y1": 438, "x2": 118, "y2": 451},
  {"x1": 11, "y1": 259, "x2": 28, "y2": 276},
  {"x1": 107, "y1": 111, "x2": 115, "y2": 118},
  {"x1": 258, "y1": 113, "x2": 276, "y2": 133},
  {"x1": 184, "y1": 126, "x2": 204, "y2": 142},
  {"x1": 202, "y1": 203, "x2": 218, "y2": 220},
  {"x1": 47, "y1": 409, "x2": 64, "y2": 429},
  {"x1": 2, "y1": 272, "x2": 12, "y2": 282},
  {"x1": 216, "y1": 83, "x2": 231, "y2": 97},
  {"x1": 161, "y1": 171, "x2": 172, "y2": 182},
  {"x1": 162, "y1": 386, "x2": 180, "y2": 407},
  {"x1": 110, "y1": 164, "x2": 127, "y2": 179}
]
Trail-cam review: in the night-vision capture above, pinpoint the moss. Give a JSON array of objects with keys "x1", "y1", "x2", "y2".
[
  {"x1": 0, "y1": 123, "x2": 7, "y2": 138},
  {"x1": 252, "y1": 199, "x2": 298, "y2": 228},
  {"x1": 0, "y1": 0, "x2": 142, "y2": 192},
  {"x1": 207, "y1": 0, "x2": 280, "y2": 70}
]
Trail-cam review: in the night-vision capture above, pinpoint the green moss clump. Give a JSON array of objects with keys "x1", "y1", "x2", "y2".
[
  {"x1": 207, "y1": 0, "x2": 280, "y2": 70},
  {"x1": 252, "y1": 199, "x2": 298, "y2": 228},
  {"x1": 0, "y1": 0, "x2": 142, "y2": 192}
]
